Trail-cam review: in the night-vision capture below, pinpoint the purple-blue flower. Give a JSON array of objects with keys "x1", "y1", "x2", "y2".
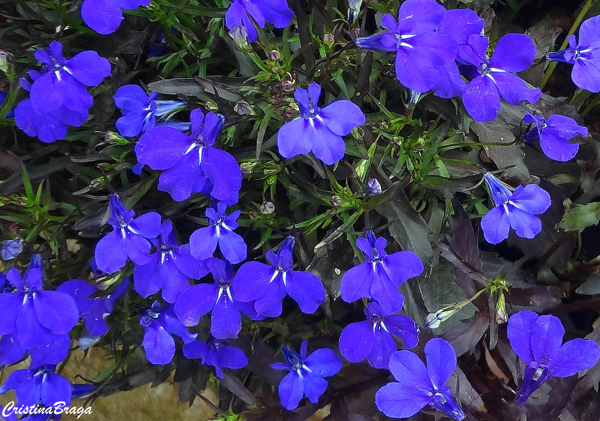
[
  {"x1": 57, "y1": 277, "x2": 129, "y2": 337},
  {"x1": 81, "y1": 0, "x2": 151, "y2": 35},
  {"x1": 547, "y1": 16, "x2": 600, "y2": 93},
  {"x1": 1, "y1": 239, "x2": 23, "y2": 261},
  {"x1": 0, "y1": 91, "x2": 14, "y2": 118},
  {"x1": 189, "y1": 201, "x2": 247, "y2": 264},
  {"x1": 94, "y1": 193, "x2": 162, "y2": 273},
  {"x1": 461, "y1": 33, "x2": 541, "y2": 122},
  {"x1": 233, "y1": 236, "x2": 325, "y2": 317},
  {"x1": 135, "y1": 109, "x2": 241, "y2": 202},
  {"x1": 271, "y1": 341, "x2": 342, "y2": 411},
  {"x1": 174, "y1": 258, "x2": 258, "y2": 339},
  {"x1": 183, "y1": 338, "x2": 248, "y2": 379},
  {"x1": 340, "y1": 230, "x2": 423, "y2": 314},
  {"x1": 0, "y1": 364, "x2": 72, "y2": 407},
  {"x1": 114, "y1": 85, "x2": 188, "y2": 138},
  {"x1": 365, "y1": 178, "x2": 382, "y2": 196},
  {"x1": 522, "y1": 112, "x2": 588, "y2": 162},
  {"x1": 277, "y1": 82, "x2": 365, "y2": 165},
  {"x1": 355, "y1": 0, "x2": 457, "y2": 94},
  {"x1": 339, "y1": 301, "x2": 419, "y2": 369},
  {"x1": 0, "y1": 255, "x2": 78, "y2": 350},
  {"x1": 375, "y1": 338, "x2": 465, "y2": 420},
  {"x1": 481, "y1": 173, "x2": 551, "y2": 244},
  {"x1": 134, "y1": 220, "x2": 208, "y2": 303},
  {"x1": 508, "y1": 310, "x2": 600, "y2": 405},
  {"x1": 225, "y1": 0, "x2": 295, "y2": 43},
  {"x1": 140, "y1": 301, "x2": 197, "y2": 365}
]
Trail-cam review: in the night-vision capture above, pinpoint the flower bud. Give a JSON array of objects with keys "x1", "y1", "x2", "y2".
[
  {"x1": 267, "y1": 50, "x2": 281, "y2": 61},
  {"x1": 495, "y1": 291, "x2": 508, "y2": 324},
  {"x1": 260, "y1": 201, "x2": 275, "y2": 214},
  {"x1": 234, "y1": 100, "x2": 253, "y2": 116},
  {"x1": 324, "y1": 33, "x2": 335, "y2": 44},
  {"x1": 330, "y1": 196, "x2": 342, "y2": 207},
  {"x1": 365, "y1": 178, "x2": 382, "y2": 196},
  {"x1": 229, "y1": 25, "x2": 250, "y2": 51}
]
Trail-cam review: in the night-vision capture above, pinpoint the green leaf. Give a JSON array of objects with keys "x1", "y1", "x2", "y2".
[{"x1": 558, "y1": 202, "x2": 600, "y2": 232}]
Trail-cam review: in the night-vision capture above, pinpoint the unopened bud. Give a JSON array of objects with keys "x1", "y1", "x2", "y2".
[
  {"x1": 324, "y1": 33, "x2": 335, "y2": 44},
  {"x1": 229, "y1": 26, "x2": 250, "y2": 50},
  {"x1": 267, "y1": 50, "x2": 281, "y2": 61},
  {"x1": 495, "y1": 291, "x2": 508, "y2": 324},
  {"x1": 260, "y1": 201, "x2": 275, "y2": 214},
  {"x1": 234, "y1": 100, "x2": 253, "y2": 116},
  {"x1": 365, "y1": 178, "x2": 382, "y2": 196},
  {"x1": 330, "y1": 196, "x2": 342, "y2": 207}
]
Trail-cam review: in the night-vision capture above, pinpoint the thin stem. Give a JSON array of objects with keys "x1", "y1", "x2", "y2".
[
  {"x1": 539, "y1": 0, "x2": 597, "y2": 90},
  {"x1": 581, "y1": 93, "x2": 600, "y2": 116}
]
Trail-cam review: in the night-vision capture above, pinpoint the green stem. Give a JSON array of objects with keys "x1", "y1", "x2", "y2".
[
  {"x1": 581, "y1": 93, "x2": 600, "y2": 116},
  {"x1": 539, "y1": 0, "x2": 597, "y2": 90}
]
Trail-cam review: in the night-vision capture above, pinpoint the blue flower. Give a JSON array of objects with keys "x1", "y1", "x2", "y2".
[
  {"x1": 339, "y1": 301, "x2": 419, "y2": 369},
  {"x1": 174, "y1": 258, "x2": 259, "y2": 339},
  {"x1": 0, "y1": 364, "x2": 72, "y2": 407},
  {"x1": 94, "y1": 193, "x2": 162, "y2": 273},
  {"x1": 0, "y1": 255, "x2": 78, "y2": 351},
  {"x1": 522, "y1": 112, "x2": 588, "y2": 162},
  {"x1": 271, "y1": 341, "x2": 342, "y2": 411},
  {"x1": 183, "y1": 338, "x2": 248, "y2": 378},
  {"x1": 114, "y1": 85, "x2": 189, "y2": 138},
  {"x1": 135, "y1": 109, "x2": 242, "y2": 203},
  {"x1": 0, "y1": 404, "x2": 17, "y2": 421},
  {"x1": 134, "y1": 220, "x2": 209, "y2": 303},
  {"x1": 375, "y1": 338, "x2": 465, "y2": 420},
  {"x1": 277, "y1": 82, "x2": 365, "y2": 165},
  {"x1": 356, "y1": 0, "x2": 458, "y2": 93},
  {"x1": 140, "y1": 301, "x2": 197, "y2": 365},
  {"x1": 0, "y1": 91, "x2": 14, "y2": 118},
  {"x1": 340, "y1": 230, "x2": 423, "y2": 314},
  {"x1": 1, "y1": 239, "x2": 23, "y2": 261},
  {"x1": 547, "y1": 16, "x2": 600, "y2": 92},
  {"x1": 508, "y1": 310, "x2": 600, "y2": 405},
  {"x1": 233, "y1": 236, "x2": 325, "y2": 317},
  {"x1": 189, "y1": 201, "x2": 247, "y2": 264},
  {"x1": 481, "y1": 173, "x2": 551, "y2": 244},
  {"x1": 225, "y1": 0, "x2": 295, "y2": 43},
  {"x1": 81, "y1": 0, "x2": 151, "y2": 35},
  {"x1": 460, "y1": 34, "x2": 541, "y2": 122}
]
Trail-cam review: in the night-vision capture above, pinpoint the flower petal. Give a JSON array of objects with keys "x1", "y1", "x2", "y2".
[
  {"x1": 95, "y1": 231, "x2": 128, "y2": 273},
  {"x1": 490, "y1": 34, "x2": 536, "y2": 72},
  {"x1": 548, "y1": 338, "x2": 600, "y2": 377},
  {"x1": 65, "y1": 51, "x2": 111, "y2": 86},
  {"x1": 233, "y1": 261, "x2": 275, "y2": 302},
  {"x1": 463, "y1": 76, "x2": 501, "y2": 122},
  {"x1": 0, "y1": 293, "x2": 21, "y2": 335},
  {"x1": 81, "y1": 0, "x2": 124, "y2": 35},
  {"x1": 388, "y1": 350, "x2": 432, "y2": 391},
  {"x1": 425, "y1": 338, "x2": 457, "y2": 388},
  {"x1": 189, "y1": 226, "x2": 219, "y2": 260},
  {"x1": 277, "y1": 118, "x2": 315, "y2": 159},
  {"x1": 507, "y1": 206, "x2": 543, "y2": 240},
  {"x1": 510, "y1": 184, "x2": 551, "y2": 215},
  {"x1": 174, "y1": 284, "x2": 218, "y2": 327},
  {"x1": 319, "y1": 100, "x2": 365, "y2": 136},
  {"x1": 278, "y1": 372, "x2": 304, "y2": 411},
  {"x1": 384, "y1": 314, "x2": 420, "y2": 349},
  {"x1": 285, "y1": 270, "x2": 325, "y2": 314},
  {"x1": 531, "y1": 314, "x2": 565, "y2": 365},
  {"x1": 41, "y1": 373, "x2": 72, "y2": 407},
  {"x1": 492, "y1": 72, "x2": 541, "y2": 106},
  {"x1": 143, "y1": 324, "x2": 175, "y2": 365},
  {"x1": 303, "y1": 374, "x2": 328, "y2": 404},
  {"x1": 135, "y1": 126, "x2": 191, "y2": 170},
  {"x1": 507, "y1": 310, "x2": 538, "y2": 364},
  {"x1": 304, "y1": 348, "x2": 342, "y2": 377},
  {"x1": 481, "y1": 205, "x2": 510, "y2": 245},
  {"x1": 339, "y1": 321, "x2": 375, "y2": 363},
  {"x1": 367, "y1": 328, "x2": 397, "y2": 369},
  {"x1": 211, "y1": 295, "x2": 242, "y2": 339},
  {"x1": 375, "y1": 382, "x2": 431, "y2": 419},
  {"x1": 340, "y1": 262, "x2": 374, "y2": 304},
  {"x1": 202, "y1": 148, "x2": 242, "y2": 201},
  {"x1": 33, "y1": 291, "x2": 79, "y2": 334}
]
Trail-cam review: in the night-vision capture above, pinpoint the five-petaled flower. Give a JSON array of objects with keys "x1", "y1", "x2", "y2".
[
  {"x1": 481, "y1": 173, "x2": 551, "y2": 244},
  {"x1": 339, "y1": 301, "x2": 419, "y2": 369},
  {"x1": 375, "y1": 338, "x2": 466, "y2": 420},
  {"x1": 135, "y1": 109, "x2": 241, "y2": 203},
  {"x1": 271, "y1": 341, "x2": 342, "y2": 411},
  {"x1": 340, "y1": 230, "x2": 424, "y2": 314},
  {"x1": 183, "y1": 338, "x2": 248, "y2": 379},
  {"x1": 507, "y1": 310, "x2": 600, "y2": 405},
  {"x1": 460, "y1": 33, "x2": 540, "y2": 122},
  {"x1": 0, "y1": 364, "x2": 72, "y2": 408},
  {"x1": 175, "y1": 258, "x2": 259, "y2": 339},
  {"x1": 81, "y1": 0, "x2": 151, "y2": 35},
  {"x1": 521, "y1": 112, "x2": 588, "y2": 162},
  {"x1": 233, "y1": 236, "x2": 326, "y2": 317},
  {"x1": 140, "y1": 301, "x2": 197, "y2": 365},
  {"x1": 134, "y1": 221, "x2": 208, "y2": 303},
  {"x1": 94, "y1": 193, "x2": 162, "y2": 273},
  {"x1": 277, "y1": 82, "x2": 365, "y2": 165},
  {"x1": 547, "y1": 16, "x2": 600, "y2": 93},
  {"x1": 189, "y1": 201, "x2": 247, "y2": 264},
  {"x1": 225, "y1": 0, "x2": 295, "y2": 43}
]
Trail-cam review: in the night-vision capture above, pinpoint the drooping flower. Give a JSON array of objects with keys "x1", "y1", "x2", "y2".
[
  {"x1": 94, "y1": 193, "x2": 162, "y2": 273},
  {"x1": 183, "y1": 338, "x2": 248, "y2": 378},
  {"x1": 277, "y1": 82, "x2": 365, "y2": 165},
  {"x1": 1, "y1": 239, "x2": 23, "y2": 261},
  {"x1": 134, "y1": 221, "x2": 208, "y2": 303},
  {"x1": 376, "y1": 338, "x2": 466, "y2": 420},
  {"x1": 233, "y1": 236, "x2": 325, "y2": 318},
  {"x1": 140, "y1": 301, "x2": 197, "y2": 365},
  {"x1": 355, "y1": 0, "x2": 458, "y2": 94},
  {"x1": 480, "y1": 173, "x2": 551, "y2": 244},
  {"x1": 0, "y1": 255, "x2": 78, "y2": 350},
  {"x1": 57, "y1": 277, "x2": 129, "y2": 337},
  {"x1": 271, "y1": 341, "x2": 342, "y2": 411},
  {"x1": 28, "y1": 41, "x2": 111, "y2": 115},
  {"x1": 339, "y1": 301, "x2": 419, "y2": 369},
  {"x1": 189, "y1": 201, "x2": 247, "y2": 264},
  {"x1": 114, "y1": 85, "x2": 189, "y2": 138},
  {"x1": 81, "y1": 0, "x2": 151, "y2": 35},
  {"x1": 135, "y1": 109, "x2": 241, "y2": 203},
  {"x1": 460, "y1": 34, "x2": 541, "y2": 122},
  {"x1": 521, "y1": 112, "x2": 588, "y2": 162},
  {"x1": 225, "y1": 0, "x2": 295, "y2": 43},
  {"x1": 340, "y1": 230, "x2": 424, "y2": 314},
  {"x1": 0, "y1": 364, "x2": 72, "y2": 407},
  {"x1": 547, "y1": 16, "x2": 600, "y2": 92},
  {"x1": 507, "y1": 310, "x2": 600, "y2": 405},
  {"x1": 175, "y1": 258, "x2": 258, "y2": 339}
]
